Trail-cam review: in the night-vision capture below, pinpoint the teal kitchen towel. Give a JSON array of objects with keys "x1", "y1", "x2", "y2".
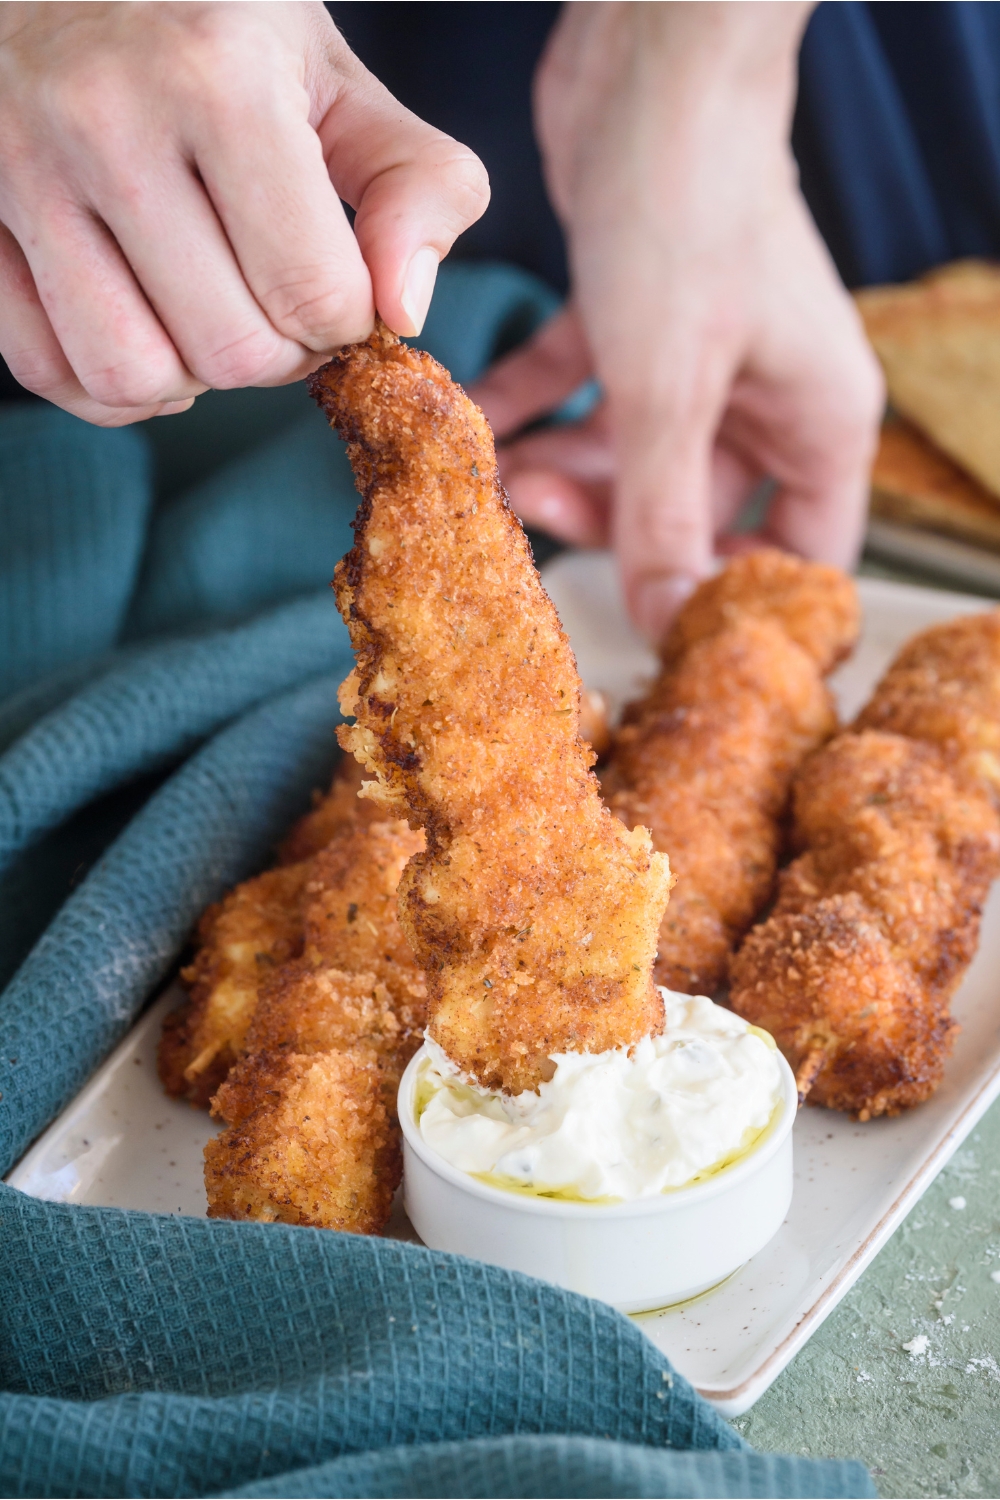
[{"x1": 0, "y1": 262, "x2": 875, "y2": 1499}]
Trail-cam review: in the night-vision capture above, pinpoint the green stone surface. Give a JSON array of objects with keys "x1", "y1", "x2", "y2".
[{"x1": 733, "y1": 1094, "x2": 1000, "y2": 1498}]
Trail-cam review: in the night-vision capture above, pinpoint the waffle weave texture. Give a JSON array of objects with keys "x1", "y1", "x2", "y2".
[{"x1": 0, "y1": 263, "x2": 874, "y2": 1499}]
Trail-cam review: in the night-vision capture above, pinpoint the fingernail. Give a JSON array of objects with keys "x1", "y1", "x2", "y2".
[
  {"x1": 400, "y1": 246, "x2": 439, "y2": 337},
  {"x1": 156, "y1": 398, "x2": 195, "y2": 417},
  {"x1": 633, "y1": 574, "x2": 699, "y2": 644}
]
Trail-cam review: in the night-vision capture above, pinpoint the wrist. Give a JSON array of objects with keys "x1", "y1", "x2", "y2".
[
  {"x1": 537, "y1": 2, "x2": 811, "y2": 222},
  {"x1": 635, "y1": 2, "x2": 813, "y2": 84}
]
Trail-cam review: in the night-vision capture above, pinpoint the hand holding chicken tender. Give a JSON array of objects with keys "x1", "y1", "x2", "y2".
[{"x1": 310, "y1": 323, "x2": 672, "y2": 1094}]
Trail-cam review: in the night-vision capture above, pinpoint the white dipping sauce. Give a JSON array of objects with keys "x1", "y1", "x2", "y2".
[{"x1": 417, "y1": 990, "x2": 782, "y2": 1202}]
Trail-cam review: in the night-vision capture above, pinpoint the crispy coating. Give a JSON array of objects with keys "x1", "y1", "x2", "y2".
[
  {"x1": 855, "y1": 611, "x2": 1000, "y2": 794},
  {"x1": 303, "y1": 819, "x2": 428, "y2": 1031},
  {"x1": 204, "y1": 817, "x2": 426, "y2": 1232},
  {"x1": 661, "y1": 549, "x2": 860, "y2": 674},
  {"x1": 158, "y1": 756, "x2": 394, "y2": 1107},
  {"x1": 204, "y1": 1043, "x2": 400, "y2": 1233},
  {"x1": 158, "y1": 861, "x2": 312, "y2": 1106},
  {"x1": 310, "y1": 323, "x2": 671, "y2": 1093},
  {"x1": 782, "y1": 733, "x2": 999, "y2": 991},
  {"x1": 730, "y1": 894, "x2": 956, "y2": 1118},
  {"x1": 278, "y1": 755, "x2": 377, "y2": 865},
  {"x1": 603, "y1": 553, "x2": 856, "y2": 993},
  {"x1": 730, "y1": 730, "x2": 1000, "y2": 1117}
]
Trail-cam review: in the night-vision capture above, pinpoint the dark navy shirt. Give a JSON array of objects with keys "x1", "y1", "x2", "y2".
[{"x1": 333, "y1": 0, "x2": 1000, "y2": 291}]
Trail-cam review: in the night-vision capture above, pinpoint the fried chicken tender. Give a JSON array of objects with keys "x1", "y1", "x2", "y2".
[
  {"x1": 660, "y1": 549, "x2": 860, "y2": 674},
  {"x1": 309, "y1": 323, "x2": 672, "y2": 1094},
  {"x1": 205, "y1": 966, "x2": 406, "y2": 1233},
  {"x1": 602, "y1": 553, "x2": 859, "y2": 993},
  {"x1": 301, "y1": 818, "x2": 428, "y2": 1032},
  {"x1": 158, "y1": 756, "x2": 376, "y2": 1107},
  {"x1": 159, "y1": 861, "x2": 313, "y2": 1106},
  {"x1": 855, "y1": 611, "x2": 1000, "y2": 794},
  {"x1": 730, "y1": 730, "x2": 1000, "y2": 1118},
  {"x1": 204, "y1": 817, "x2": 426, "y2": 1231},
  {"x1": 278, "y1": 755, "x2": 377, "y2": 864},
  {"x1": 205, "y1": 1041, "x2": 400, "y2": 1233}
]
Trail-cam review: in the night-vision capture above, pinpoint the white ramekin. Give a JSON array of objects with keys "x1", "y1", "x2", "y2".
[{"x1": 399, "y1": 1043, "x2": 797, "y2": 1314}]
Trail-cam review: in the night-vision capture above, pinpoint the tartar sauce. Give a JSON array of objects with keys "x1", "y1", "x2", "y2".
[{"x1": 417, "y1": 991, "x2": 782, "y2": 1202}]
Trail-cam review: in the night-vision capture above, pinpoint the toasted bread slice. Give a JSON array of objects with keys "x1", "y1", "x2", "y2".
[
  {"x1": 870, "y1": 417, "x2": 1000, "y2": 555},
  {"x1": 856, "y1": 260, "x2": 1000, "y2": 501}
]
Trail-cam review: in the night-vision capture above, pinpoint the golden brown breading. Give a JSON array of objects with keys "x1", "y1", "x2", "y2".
[
  {"x1": 781, "y1": 733, "x2": 999, "y2": 990},
  {"x1": 236, "y1": 960, "x2": 409, "y2": 1065},
  {"x1": 302, "y1": 818, "x2": 427, "y2": 1035},
  {"x1": 159, "y1": 755, "x2": 406, "y2": 1108},
  {"x1": 309, "y1": 323, "x2": 672, "y2": 1094},
  {"x1": 660, "y1": 549, "x2": 860, "y2": 674},
  {"x1": 205, "y1": 1041, "x2": 400, "y2": 1233},
  {"x1": 204, "y1": 818, "x2": 426, "y2": 1233},
  {"x1": 602, "y1": 553, "x2": 857, "y2": 993},
  {"x1": 854, "y1": 610, "x2": 1000, "y2": 794},
  {"x1": 158, "y1": 861, "x2": 312, "y2": 1106},
  {"x1": 729, "y1": 894, "x2": 956, "y2": 1118},
  {"x1": 730, "y1": 730, "x2": 1000, "y2": 1117},
  {"x1": 278, "y1": 755, "x2": 377, "y2": 865}
]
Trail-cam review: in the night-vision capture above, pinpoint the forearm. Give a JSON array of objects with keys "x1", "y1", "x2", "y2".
[
  {"x1": 537, "y1": 2, "x2": 813, "y2": 218},
  {"x1": 538, "y1": 2, "x2": 815, "y2": 406}
]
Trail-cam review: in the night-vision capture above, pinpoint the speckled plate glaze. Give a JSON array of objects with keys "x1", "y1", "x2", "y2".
[{"x1": 8, "y1": 555, "x2": 1000, "y2": 1416}]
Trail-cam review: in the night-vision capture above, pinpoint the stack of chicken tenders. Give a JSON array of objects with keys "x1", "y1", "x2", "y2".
[{"x1": 160, "y1": 324, "x2": 1000, "y2": 1233}]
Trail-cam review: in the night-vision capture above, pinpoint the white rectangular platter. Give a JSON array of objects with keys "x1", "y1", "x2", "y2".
[{"x1": 9, "y1": 554, "x2": 1000, "y2": 1418}]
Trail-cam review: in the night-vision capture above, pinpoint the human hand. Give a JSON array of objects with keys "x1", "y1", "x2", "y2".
[
  {"x1": 471, "y1": 2, "x2": 883, "y2": 643},
  {"x1": 0, "y1": 1, "x2": 488, "y2": 426}
]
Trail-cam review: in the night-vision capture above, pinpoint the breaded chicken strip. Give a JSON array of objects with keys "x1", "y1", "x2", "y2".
[
  {"x1": 158, "y1": 756, "x2": 377, "y2": 1106},
  {"x1": 660, "y1": 549, "x2": 860, "y2": 674},
  {"x1": 302, "y1": 817, "x2": 427, "y2": 1031},
  {"x1": 310, "y1": 323, "x2": 671, "y2": 1094},
  {"x1": 730, "y1": 730, "x2": 1000, "y2": 1117},
  {"x1": 206, "y1": 1039, "x2": 400, "y2": 1232},
  {"x1": 205, "y1": 817, "x2": 426, "y2": 1231},
  {"x1": 603, "y1": 553, "x2": 858, "y2": 993},
  {"x1": 278, "y1": 755, "x2": 377, "y2": 865},
  {"x1": 855, "y1": 610, "x2": 1000, "y2": 794},
  {"x1": 205, "y1": 966, "x2": 407, "y2": 1232},
  {"x1": 730, "y1": 894, "x2": 952, "y2": 1118},
  {"x1": 159, "y1": 861, "x2": 312, "y2": 1106}
]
